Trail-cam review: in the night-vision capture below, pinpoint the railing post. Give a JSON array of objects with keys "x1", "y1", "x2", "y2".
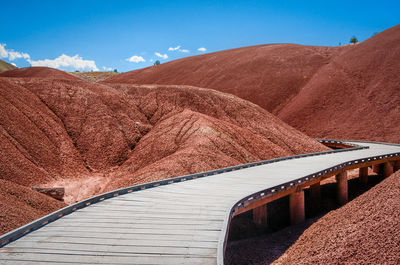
[
  {"x1": 310, "y1": 182, "x2": 321, "y2": 214},
  {"x1": 253, "y1": 204, "x2": 267, "y2": 228},
  {"x1": 290, "y1": 188, "x2": 305, "y2": 225},
  {"x1": 359, "y1": 167, "x2": 369, "y2": 185},
  {"x1": 336, "y1": 171, "x2": 348, "y2": 205}
]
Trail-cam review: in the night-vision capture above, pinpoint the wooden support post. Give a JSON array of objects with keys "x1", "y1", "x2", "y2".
[
  {"x1": 252, "y1": 204, "x2": 267, "y2": 228},
  {"x1": 310, "y1": 182, "x2": 321, "y2": 215},
  {"x1": 289, "y1": 189, "x2": 305, "y2": 225},
  {"x1": 394, "y1": 160, "x2": 400, "y2": 173},
  {"x1": 372, "y1": 164, "x2": 380, "y2": 174},
  {"x1": 336, "y1": 171, "x2": 348, "y2": 205},
  {"x1": 383, "y1": 162, "x2": 393, "y2": 178},
  {"x1": 359, "y1": 167, "x2": 369, "y2": 185}
]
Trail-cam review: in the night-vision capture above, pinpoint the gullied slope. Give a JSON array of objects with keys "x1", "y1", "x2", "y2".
[
  {"x1": 104, "y1": 44, "x2": 343, "y2": 114},
  {"x1": 102, "y1": 84, "x2": 327, "y2": 190},
  {"x1": 0, "y1": 78, "x2": 88, "y2": 186},
  {"x1": 0, "y1": 67, "x2": 81, "y2": 80},
  {"x1": 16, "y1": 78, "x2": 151, "y2": 172},
  {"x1": 279, "y1": 25, "x2": 400, "y2": 143},
  {"x1": 273, "y1": 170, "x2": 400, "y2": 265},
  {"x1": 0, "y1": 59, "x2": 17, "y2": 73}
]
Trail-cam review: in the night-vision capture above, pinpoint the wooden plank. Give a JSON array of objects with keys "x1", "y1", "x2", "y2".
[
  {"x1": 107, "y1": 196, "x2": 233, "y2": 207},
  {"x1": 0, "y1": 252, "x2": 217, "y2": 265},
  {"x1": 19, "y1": 236, "x2": 218, "y2": 248},
  {"x1": 86, "y1": 203, "x2": 227, "y2": 213},
  {"x1": 69, "y1": 211, "x2": 225, "y2": 220},
  {"x1": 61, "y1": 214, "x2": 225, "y2": 221},
  {"x1": 4, "y1": 243, "x2": 217, "y2": 256},
  {"x1": 47, "y1": 222, "x2": 223, "y2": 231},
  {"x1": 29, "y1": 231, "x2": 219, "y2": 242},
  {"x1": 56, "y1": 217, "x2": 223, "y2": 226},
  {"x1": 35, "y1": 226, "x2": 221, "y2": 236},
  {"x1": 59, "y1": 216, "x2": 223, "y2": 226},
  {"x1": 76, "y1": 207, "x2": 226, "y2": 216}
]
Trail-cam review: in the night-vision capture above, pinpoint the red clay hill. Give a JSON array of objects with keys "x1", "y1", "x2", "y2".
[
  {"x1": 104, "y1": 24, "x2": 400, "y2": 143},
  {"x1": 0, "y1": 68, "x2": 327, "y2": 234}
]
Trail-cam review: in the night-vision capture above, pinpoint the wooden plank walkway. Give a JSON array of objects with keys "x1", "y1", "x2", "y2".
[{"x1": 1, "y1": 140, "x2": 400, "y2": 265}]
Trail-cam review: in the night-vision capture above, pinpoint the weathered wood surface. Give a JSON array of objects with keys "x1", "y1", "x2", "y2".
[{"x1": 1, "y1": 141, "x2": 400, "y2": 265}]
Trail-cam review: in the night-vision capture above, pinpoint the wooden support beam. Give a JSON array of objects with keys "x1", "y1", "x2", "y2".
[
  {"x1": 310, "y1": 182, "x2": 321, "y2": 215},
  {"x1": 372, "y1": 164, "x2": 380, "y2": 174},
  {"x1": 336, "y1": 171, "x2": 348, "y2": 205},
  {"x1": 289, "y1": 189, "x2": 305, "y2": 225},
  {"x1": 252, "y1": 204, "x2": 267, "y2": 228},
  {"x1": 383, "y1": 162, "x2": 393, "y2": 178},
  {"x1": 359, "y1": 167, "x2": 369, "y2": 185},
  {"x1": 394, "y1": 160, "x2": 400, "y2": 173}
]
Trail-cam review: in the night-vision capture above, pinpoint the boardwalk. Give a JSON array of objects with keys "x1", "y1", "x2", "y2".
[{"x1": 1, "y1": 140, "x2": 399, "y2": 265}]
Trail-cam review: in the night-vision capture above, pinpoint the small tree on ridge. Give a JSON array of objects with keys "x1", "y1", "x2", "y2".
[{"x1": 350, "y1": 36, "x2": 358, "y2": 44}]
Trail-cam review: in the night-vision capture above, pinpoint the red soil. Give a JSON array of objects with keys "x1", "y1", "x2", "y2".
[
  {"x1": 0, "y1": 179, "x2": 66, "y2": 235},
  {"x1": 105, "y1": 25, "x2": 400, "y2": 143},
  {"x1": 0, "y1": 72, "x2": 327, "y2": 234},
  {"x1": 0, "y1": 67, "x2": 81, "y2": 80},
  {"x1": 273, "y1": 170, "x2": 400, "y2": 265}
]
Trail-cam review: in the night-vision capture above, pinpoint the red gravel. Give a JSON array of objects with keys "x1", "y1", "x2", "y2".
[{"x1": 0, "y1": 179, "x2": 66, "y2": 235}]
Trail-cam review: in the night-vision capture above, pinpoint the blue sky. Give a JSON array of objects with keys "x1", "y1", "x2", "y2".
[{"x1": 1, "y1": 0, "x2": 399, "y2": 72}]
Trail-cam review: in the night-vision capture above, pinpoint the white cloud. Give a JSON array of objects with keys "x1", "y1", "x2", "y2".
[
  {"x1": 28, "y1": 54, "x2": 99, "y2": 71},
  {"x1": 102, "y1": 66, "x2": 113, "y2": 71},
  {"x1": 168, "y1": 45, "x2": 181, "y2": 51},
  {"x1": 126, "y1": 55, "x2": 145, "y2": 63},
  {"x1": 0, "y1": 43, "x2": 31, "y2": 61},
  {"x1": 155, "y1": 52, "x2": 168, "y2": 59},
  {"x1": 0, "y1": 44, "x2": 9, "y2": 58},
  {"x1": 8, "y1": 51, "x2": 30, "y2": 61},
  {"x1": 198, "y1": 47, "x2": 207, "y2": 52},
  {"x1": 168, "y1": 45, "x2": 190, "y2": 53}
]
